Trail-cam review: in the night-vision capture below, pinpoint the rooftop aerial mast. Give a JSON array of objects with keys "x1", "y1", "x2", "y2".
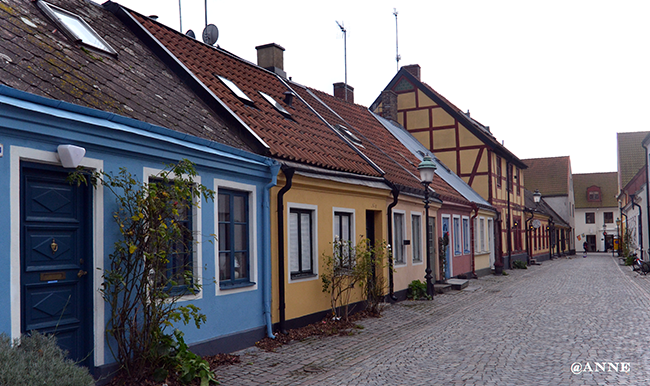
[
  {"x1": 336, "y1": 20, "x2": 348, "y2": 101},
  {"x1": 394, "y1": 8, "x2": 400, "y2": 73}
]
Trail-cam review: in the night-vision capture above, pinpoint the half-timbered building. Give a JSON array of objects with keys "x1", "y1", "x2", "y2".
[{"x1": 372, "y1": 64, "x2": 528, "y2": 270}]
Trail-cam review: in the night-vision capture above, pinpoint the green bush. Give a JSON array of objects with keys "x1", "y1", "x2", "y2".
[
  {"x1": 407, "y1": 280, "x2": 431, "y2": 300},
  {"x1": 0, "y1": 332, "x2": 94, "y2": 386},
  {"x1": 626, "y1": 255, "x2": 635, "y2": 266},
  {"x1": 513, "y1": 260, "x2": 527, "y2": 269}
]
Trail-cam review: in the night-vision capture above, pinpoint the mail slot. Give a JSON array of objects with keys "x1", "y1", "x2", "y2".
[{"x1": 40, "y1": 272, "x2": 66, "y2": 281}]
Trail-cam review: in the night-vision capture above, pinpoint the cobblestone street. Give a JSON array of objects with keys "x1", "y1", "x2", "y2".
[{"x1": 216, "y1": 253, "x2": 650, "y2": 385}]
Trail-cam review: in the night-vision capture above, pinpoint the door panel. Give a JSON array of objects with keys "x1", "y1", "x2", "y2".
[{"x1": 21, "y1": 162, "x2": 91, "y2": 367}]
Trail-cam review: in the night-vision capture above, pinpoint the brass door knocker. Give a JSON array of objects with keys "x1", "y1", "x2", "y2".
[{"x1": 50, "y1": 238, "x2": 58, "y2": 254}]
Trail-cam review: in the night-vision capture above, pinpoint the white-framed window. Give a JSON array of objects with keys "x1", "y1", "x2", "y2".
[
  {"x1": 144, "y1": 167, "x2": 203, "y2": 301},
  {"x1": 479, "y1": 217, "x2": 486, "y2": 252},
  {"x1": 411, "y1": 213, "x2": 423, "y2": 263},
  {"x1": 333, "y1": 208, "x2": 355, "y2": 268},
  {"x1": 215, "y1": 179, "x2": 257, "y2": 295},
  {"x1": 487, "y1": 218, "x2": 494, "y2": 253},
  {"x1": 453, "y1": 215, "x2": 461, "y2": 256},
  {"x1": 463, "y1": 216, "x2": 471, "y2": 254},
  {"x1": 288, "y1": 203, "x2": 318, "y2": 282},
  {"x1": 37, "y1": 1, "x2": 117, "y2": 55},
  {"x1": 393, "y1": 211, "x2": 406, "y2": 265}
]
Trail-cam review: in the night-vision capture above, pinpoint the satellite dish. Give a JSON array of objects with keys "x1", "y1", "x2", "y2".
[
  {"x1": 202, "y1": 24, "x2": 219, "y2": 45},
  {"x1": 186, "y1": 29, "x2": 196, "y2": 39}
]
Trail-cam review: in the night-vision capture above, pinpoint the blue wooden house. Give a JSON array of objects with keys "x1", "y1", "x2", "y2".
[{"x1": 0, "y1": 0, "x2": 278, "y2": 377}]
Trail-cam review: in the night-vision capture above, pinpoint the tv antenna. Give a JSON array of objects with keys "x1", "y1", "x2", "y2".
[
  {"x1": 336, "y1": 20, "x2": 348, "y2": 101},
  {"x1": 394, "y1": 8, "x2": 400, "y2": 72}
]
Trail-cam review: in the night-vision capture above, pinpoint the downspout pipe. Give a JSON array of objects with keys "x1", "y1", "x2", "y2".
[
  {"x1": 386, "y1": 181, "x2": 400, "y2": 301},
  {"x1": 263, "y1": 160, "x2": 281, "y2": 339},
  {"x1": 631, "y1": 194, "x2": 644, "y2": 261},
  {"x1": 470, "y1": 204, "x2": 479, "y2": 279},
  {"x1": 640, "y1": 143, "x2": 650, "y2": 260},
  {"x1": 276, "y1": 165, "x2": 295, "y2": 334},
  {"x1": 524, "y1": 209, "x2": 535, "y2": 265}
]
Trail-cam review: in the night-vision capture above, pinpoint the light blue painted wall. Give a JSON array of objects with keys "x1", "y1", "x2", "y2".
[{"x1": 0, "y1": 87, "x2": 277, "y2": 366}]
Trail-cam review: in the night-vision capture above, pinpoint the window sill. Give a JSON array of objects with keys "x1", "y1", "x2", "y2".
[
  {"x1": 219, "y1": 281, "x2": 256, "y2": 290},
  {"x1": 290, "y1": 273, "x2": 317, "y2": 280}
]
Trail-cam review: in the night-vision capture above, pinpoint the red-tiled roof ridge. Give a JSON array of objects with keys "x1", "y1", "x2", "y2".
[
  {"x1": 129, "y1": 10, "x2": 381, "y2": 177},
  {"x1": 301, "y1": 85, "x2": 471, "y2": 204}
]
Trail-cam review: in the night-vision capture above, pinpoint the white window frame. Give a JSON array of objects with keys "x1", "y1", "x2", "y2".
[
  {"x1": 287, "y1": 202, "x2": 319, "y2": 283},
  {"x1": 37, "y1": 1, "x2": 117, "y2": 55},
  {"x1": 453, "y1": 215, "x2": 462, "y2": 256},
  {"x1": 333, "y1": 207, "x2": 355, "y2": 267},
  {"x1": 479, "y1": 217, "x2": 486, "y2": 252},
  {"x1": 463, "y1": 216, "x2": 471, "y2": 254},
  {"x1": 411, "y1": 212, "x2": 423, "y2": 265},
  {"x1": 393, "y1": 210, "x2": 407, "y2": 266},
  {"x1": 214, "y1": 179, "x2": 258, "y2": 295},
  {"x1": 144, "y1": 167, "x2": 203, "y2": 301}
]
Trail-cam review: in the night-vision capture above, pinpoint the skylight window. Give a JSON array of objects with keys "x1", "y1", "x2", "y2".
[
  {"x1": 258, "y1": 92, "x2": 291, "y2": 117},
  {"x1": 216, "y1": 75, "x2": 253, "y2": 104},
  {"x1": 37, "y1": 1, "x2": 117, "y2": 55},
  {"x1": 334, "y1": 124, "x2": 363, "y2": 147}
]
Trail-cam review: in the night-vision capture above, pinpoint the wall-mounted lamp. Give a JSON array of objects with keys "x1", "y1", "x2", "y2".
[{"x1": 57, "y1": 144, "x2": 86, "y2": 168}]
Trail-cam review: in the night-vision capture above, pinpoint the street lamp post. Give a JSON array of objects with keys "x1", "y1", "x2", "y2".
[
  {"x1": 525, "y1": 190, "x2": 542, "y2": 265},
  {"x1": 418, "y1": 155, "x2": 437, "y2": 298}
]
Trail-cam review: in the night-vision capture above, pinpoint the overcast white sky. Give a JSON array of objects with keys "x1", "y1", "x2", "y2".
[{"x1": 114, "y1": 0, "x2": 650, "y2": 174}]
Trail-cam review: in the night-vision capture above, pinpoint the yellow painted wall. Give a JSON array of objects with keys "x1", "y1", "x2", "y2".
[
  {"x1": 460, "y1": 149, "x2": 479, "y2": 175},
  {"x1": 472, "y1": 175, "x2": 489, "y2": 200},
  {"x1": 432, "y1": 107, "x2": 455, "y2": 127},
  {"x1": 432, "y1": 128, "x2": 456, "y2": 150},
  {"x1": 458, "y1": 124, "x2": 483, "y2": 147},
  {"x1": 398, "y1": 92, "x2": 416, "y2": 110},
  {"x1": 389, "y1": 195, "x2": 441, "y2": 293},
  {"x1": 417, "y1": 90, "x2": 437, "y2": 107},
  {"x1": 406, "y1": 109, "x2": 430, "y2": 130},
  {"x1": 411, "y1": 131, "x2": 430, "y2": 150},
  {"x1": 436, "y1": 151, "x2": 456, "y2": 174},
  {"x1": 270, "y1": 174, "x2": 389, "y2": 323}
]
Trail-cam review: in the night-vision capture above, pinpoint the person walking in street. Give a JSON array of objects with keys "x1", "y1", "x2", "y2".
[{"x1": 583, "y1": 241, "x2": 588, "y2": 258}]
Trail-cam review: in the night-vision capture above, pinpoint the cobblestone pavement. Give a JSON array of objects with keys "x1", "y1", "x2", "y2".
[{"x1": 216, "y1": 253, "x2": 650, "y2": 385}]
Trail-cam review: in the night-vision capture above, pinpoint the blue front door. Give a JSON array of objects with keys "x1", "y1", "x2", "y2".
[{"x1": 21, "y1": 162, "x2": 92, "y2": 367}]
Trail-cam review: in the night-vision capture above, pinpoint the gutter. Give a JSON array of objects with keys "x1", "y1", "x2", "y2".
[
  {"x1": 262, "y1": 160, "x2": 281, "y2": 338},
  {"x1": 276, "y1": 165, "x2": 295, "y2": 334},
  {"x1": 385, "y1": 180, "x2": 400, "y2": 301},
  {"x1": 640, "y1": 142, "x2": 650, "y2": 260},
  {"x1": 470, "y1": 203, "x2": 479, "y2": 279}
]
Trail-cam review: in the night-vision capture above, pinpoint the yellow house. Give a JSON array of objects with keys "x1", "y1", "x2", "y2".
[{"x1": 372, "y1": 65, "x2": 528, "y2": 271}]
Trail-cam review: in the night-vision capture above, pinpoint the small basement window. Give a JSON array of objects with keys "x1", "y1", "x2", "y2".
[
  {"x1": 258, "y1": 92, "x2": 291, "y2": 118},
  {"x1": 37, "y1": 1, "x2": 117, "y2": 55},
  {"x1": 334, "y1": 124, "x2": 363, "y2": 147},
  {"x1": 216, "y1": 75, "x2": 254, "y2": 105}
]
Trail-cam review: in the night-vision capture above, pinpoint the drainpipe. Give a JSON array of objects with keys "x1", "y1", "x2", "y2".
[
  {"x1": 640, "y1": 143, "x2": 650, "y2": 260},
  {"x1": 506, "y1": 162, "x2": 512, "y2": 269},
  {"x1": 263, "y1": 161, "x2": 281, "y2": 338},
  {"x1": 524, "y1": 209, "x2": 534, "y2": 265},
  {"x1": 470, "y1": 204, "x2": 479, "y2": 279},
  {"x1": 386, "y1": 182, "x2": 400, "y2": 301},
  {"x1": 276, "y1": 165, "x2": 295, "y2": 334},
  {"x1": 631, "y1": 194, "x2": 644, "y2": 261}
]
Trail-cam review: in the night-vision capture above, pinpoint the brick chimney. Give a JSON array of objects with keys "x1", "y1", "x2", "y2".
[
  {"x1": 255, "y1": 43, "x2": 286, "y2": 78},
  {"x1": 333, "y1": 82, "x2": 354, "y2": 103},
  {"x1": 402, "y1": 64, "x2": 421, "y2": 81},
  {"x1": 378, "y1": 90, "x2": 398, "y2": 122}
]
